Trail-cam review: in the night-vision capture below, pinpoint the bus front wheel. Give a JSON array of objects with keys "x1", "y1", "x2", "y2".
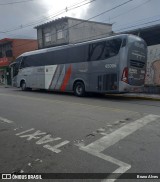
[
  {"x1": 21, "y1": 81, "x2": 26, "y2": 91},
  {"x1": 74, "y1": 82, "x2": 85, "y2": 97}
]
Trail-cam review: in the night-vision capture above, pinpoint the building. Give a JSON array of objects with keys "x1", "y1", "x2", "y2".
[
  {"x1": 119, "y1": 24, "x2": 160, "y2": 93},
  {"x1": 35, "y1": 17, "x2": 113, "y2": 49},
  {"x1": 0, "y1": 38, "x2": 38, "y2": 85}
]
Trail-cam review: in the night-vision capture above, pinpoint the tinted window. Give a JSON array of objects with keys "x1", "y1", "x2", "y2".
[
  {"x1": 68, "y1": 45, "x2": 87, "y2": 63},
  {"x1": 13, "y1": 57, "x2": 22, "y2": 76},
  {"x1": 20, "y1": 53, "x2": 47, "y2": 68},
  {"x1": 21, "y1": 48, "x2": 70, "y2": 67},
  {"x1": 49, "y1": 48, "x2": 68, "y2": 64},
  {"x1": 20, "y1": 38, "x2": 122, "y2": 67},
  {"x1": 15, "y1": 57, "x2": 22, "y2": 68},
  {"x1": 87, "y1": 38, "x2": 122, "y2": 61},
  {"x1": 6, "y1": 50, "x2": 13, "y2": 57},
  {"x1": 13, "y1": 64, "x2": 19, "y2": 76},
  {"x1": 87, "y1": 41, "x2": 106, "y2": 61},
  {"x1": 121, "y1": 38, "x2": 127, "y2": 47}
]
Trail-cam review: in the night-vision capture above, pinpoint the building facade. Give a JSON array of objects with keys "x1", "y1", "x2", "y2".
[
  {"x1": 35, "y1": 17, "x2": 113, "y2": 49},
  {"x1": 0, "y1": 38, "x2": 38, "y2": 85}
]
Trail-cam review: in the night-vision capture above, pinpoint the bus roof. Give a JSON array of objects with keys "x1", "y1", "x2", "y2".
[{"x1": 17, "y1": 34, "x2": 135, "y2": 58}]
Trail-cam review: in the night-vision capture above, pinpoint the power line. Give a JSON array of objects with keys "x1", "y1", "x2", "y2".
[
  {"x1": 109, "y1": 0, "x2": 156, "y2": 30},
  {"x1": 116, "y1": 18, "x2": 160, "y2": 32},
  {"x1": 16, "y1": 15, "x2": 160, "y2": 53},
  {"x1": 113, "y1": 14, "x2": 160, "y2": 31},
  {"x1": 16, "y1": 18, "x2": 160, "y2": 55},
  {"x1": 0, "y1": 0, "x2": 95, "y2": 39},
  {"x1": 0, "y1": 0, "x2": 95, "y2": 33},
  {"x1": 110, "y1": 0, "x2": 152, "y2": 22},
  {"x1": 25, "y1": 0, "x2": 96, "y2": 28},
  {"x1": 115, "y1": 13, "x2": 160, "y2": 29},
  {"x1": 6, "y1": 0, "x2": 160, "y2": 52},
  {"x1": 4, "y1": 0, "x2": 134, "y2": 50},
  {"x1": 84, "y1": 0, "x2": 134, "y2": 23},
  {"x1": 72, "y1": 15, "x2": 160, "y2": 43},
  {"x1": 99, "y1": 0, "x2": 152, "y2": 30},
  {"x1": 76, "y1": 22, "x2": 160, "y2": 43},
  {"x1": 4, "y1": 0, "x2": 143, "y2": 36},
  {"x1": 19, "y1": 0, "x2": 94, "y2": 27},
  {"x1": 0, "y1": 0, "x2": 35, "y2": 6},
  {"x1": 108, "y1": 0, "x2": 159, "y2": 31}
]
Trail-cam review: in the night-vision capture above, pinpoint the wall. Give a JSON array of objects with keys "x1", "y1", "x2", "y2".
[
  {"x1": 37, "y1": 29, "x2": 43, "y2": 48},
  {"x1": 145, "y1": 44, "x2": 160, "y2": 86},
  {"x1": 0, "y1": 38, "x2": 38, "y2": 85},
  {"x1": 68, "y1": 19, "x2": 112, "y2": 44},
  {"x1": 12, "y1": 39, "x2": 38, "y2": 59},
  {"x1": 37, "y1": 18, "x2": 112, "y2": 49},
  {"x1": 37, "y1": 20, "x2": 69, "y2": 49}
]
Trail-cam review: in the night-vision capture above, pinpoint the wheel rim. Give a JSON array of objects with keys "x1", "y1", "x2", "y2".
[
  {"x1": 76, "y1": 85, "x2": 83, "y2": 95},
  {"x1": 22, "y1": 83, "x2": 26, "y2": 90}
]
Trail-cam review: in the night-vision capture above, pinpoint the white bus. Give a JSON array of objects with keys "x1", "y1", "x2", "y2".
[{"x1": 11, "y1": 34, "x2": 147, "y2": 96}]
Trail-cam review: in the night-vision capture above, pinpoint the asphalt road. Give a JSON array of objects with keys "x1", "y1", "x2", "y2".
[{"x1": 0, "y1": 87, "x2": 160, "y2": 182}]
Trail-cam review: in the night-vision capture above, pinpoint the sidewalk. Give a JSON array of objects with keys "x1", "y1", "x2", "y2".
[
  {"x1": 106, "y1": 93, "x2": 160, "y2": 101},
  {"x1": 0, "y1": 84, "x2": 12, "y2": 88}
]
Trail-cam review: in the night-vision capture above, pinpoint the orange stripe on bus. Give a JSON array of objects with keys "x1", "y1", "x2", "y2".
[{"x1": 60, "y1": 65, "x2": 72, "y2": 92}]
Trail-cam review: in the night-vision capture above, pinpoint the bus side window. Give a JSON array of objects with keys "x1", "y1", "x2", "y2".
[
  {"x1": 13, "y1": 63, "x2": 19, "y2": 77},
  {"x1": 87, "y1": 38, "x2": 122, "y2": 61},
  {"x1": 121, "y1": 38, "x2": 127, "y2": 47},
  {"x1": 20, "y1": 60, "x2": 24, "y2": 69},
  {"x1": 20, "y1": 56, "x2": 30, "y2": 69},
  {"x1": 87, "y1": 41, "x2": 106, "y2": 61},
  {"x1": 104, "y1": 39, "x2": 122, "y2": 59},
  {"x1": 12, "y1": 57, "x2": 21, "y2": 76}
]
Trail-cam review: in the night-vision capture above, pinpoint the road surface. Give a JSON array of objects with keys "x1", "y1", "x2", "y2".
[{"x1": 0, "y1": 87, "x2": 160, "y2": 181}]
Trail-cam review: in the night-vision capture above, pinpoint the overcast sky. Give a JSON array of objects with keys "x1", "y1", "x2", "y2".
[{"x1": 0, "y1": 0, "x2": 160, "y2": 39}]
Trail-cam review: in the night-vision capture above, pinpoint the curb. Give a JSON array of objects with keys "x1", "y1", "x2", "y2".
[
  {"x1": 0, "y1": 86, "x2": 160, "y2": 101},
  {"x1": 0, "y1": 85, "x2": 13, "y2": 88},
  {"x1": 105, "y1": 94, "x2": 160, "y2": 101}
]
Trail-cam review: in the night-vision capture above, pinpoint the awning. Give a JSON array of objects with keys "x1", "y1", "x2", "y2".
[{"x1": 0, "y1": 57, "x2": 10, "y2": 67}]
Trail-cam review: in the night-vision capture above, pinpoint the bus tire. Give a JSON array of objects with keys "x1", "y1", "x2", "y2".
[
  {"x1": 21, "y1": 81, "x2": 27, "y2": 91},
  {"x1": 74, "y1": 81, "x2": 85, "y2": 97}
]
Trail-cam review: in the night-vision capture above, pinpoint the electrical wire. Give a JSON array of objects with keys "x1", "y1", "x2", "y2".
[
  {"x1": 114, "y1": 13, "x2": 160, "y2": 30},
  {"x1": 0, "y1": 0, "x2": 95, "y2": 33},
  {"x1": 109, "y1": 0, "x2": 152, "y2": 22},
  {"x1": 6, "y1": 0, "x2": 134, "y2": 50},
  {"x1": 5, "y1": 0, "x2": 159, "y2": 55},
  {"x1": 0, "y1": 0, "x2": 35, "y2": 6},
  {"x1": 16, "y1": 15, "x2": 160, "y2": 53},
  {"x1": 116, "y1": 18, "x2": 160, "y2": 32}
]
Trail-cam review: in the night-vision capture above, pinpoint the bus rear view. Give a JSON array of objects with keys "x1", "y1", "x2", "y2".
[{"x1": 120, "y1": 35, "x2": 147, "y2": 93}]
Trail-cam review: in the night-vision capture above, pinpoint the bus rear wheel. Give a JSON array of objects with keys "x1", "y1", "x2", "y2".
[{"x1": 74, "y1": 82, "x2": 85, "y2": 97}]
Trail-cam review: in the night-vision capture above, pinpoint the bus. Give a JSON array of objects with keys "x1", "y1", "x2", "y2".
[{"x1": 10, "y1": 34, "x2": 147, "y2": 96}]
